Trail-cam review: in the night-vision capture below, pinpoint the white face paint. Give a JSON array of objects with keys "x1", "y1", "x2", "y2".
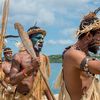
[
  {"x1": 4, "y1": 52, "x2": 12, "y2": 61},
  {"x1": 31, "y1": 33, "x2": 44, "y2": 52}
]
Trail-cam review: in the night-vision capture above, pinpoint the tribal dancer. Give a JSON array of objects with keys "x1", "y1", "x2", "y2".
[
  {"x1": 10, "y1": 26, "x2": 51, "y2": 100},
  {"x1": 55, "y1": 7, "x2": 100, "y2": 100},
  {"x1": 0, "y1": 48, "x2": 15, "y2": 100}
]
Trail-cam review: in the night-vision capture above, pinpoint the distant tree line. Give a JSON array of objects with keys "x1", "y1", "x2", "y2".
[
  {"x1": 48, "y1": 53, "x2": 100, "y2": 63},
  {"x1": 48, "y1": 55, "x2": 62, "y2": 63}
]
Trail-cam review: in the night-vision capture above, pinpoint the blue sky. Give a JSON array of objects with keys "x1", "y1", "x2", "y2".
[{"x1": 0, "y1": 0, "x2": 100, "y2": 56}]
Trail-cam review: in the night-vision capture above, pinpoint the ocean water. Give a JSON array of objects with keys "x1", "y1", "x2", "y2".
[{"x1": 49, "y1": 63, "x2": 62, "y2": 94}]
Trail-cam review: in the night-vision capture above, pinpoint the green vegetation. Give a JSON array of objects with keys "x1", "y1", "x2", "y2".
[
  {"x1": 49, "y1": 55, "x2": 62, "y2": 63},
  {"x1": 48, "y1": 53, "x2": 100, "y2": 63},
  {"x1": 91, "y1": 54, "x2": 100, "y2": 59}
]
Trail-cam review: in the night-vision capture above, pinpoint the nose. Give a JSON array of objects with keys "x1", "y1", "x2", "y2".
[
  {"x1": 7, "y1": 53, "x2": 12, "y2": 56},
  {"x1": 39, "y1": 38, "x2": 44, "y2": 43}
]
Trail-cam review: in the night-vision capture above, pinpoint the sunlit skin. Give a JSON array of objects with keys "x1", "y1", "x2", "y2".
[
  {"x1": 4, "y1": 51, "x2": 12, "y2": 61},
  {"x1": 88, "y1": 29, "x2": 100, "y2": 54},
  {"x1": 63, "y1": 29, "x2": 100, "y2": 100},
  {"x1": 2, "y1": 51, "x2": 13, "y2": 91},
  {"x1": 10, "y1": 32, "x2": 52, "y2": 99}
]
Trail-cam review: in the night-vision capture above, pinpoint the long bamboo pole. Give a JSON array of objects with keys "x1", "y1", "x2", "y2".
[{"x1": 0, "y1": 0, "x2": 9, "y2": 64}]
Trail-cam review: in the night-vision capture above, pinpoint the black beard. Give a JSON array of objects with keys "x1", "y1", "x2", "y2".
[
  {"x1": 34, "y1": 45, "x2": 42, "y2": 53},
  {"x1": 88, "y1": 45, "x2": 98, "y2": 54},
  {"x1": 34, "y1": 42, "x2": 43, "y2": 53},
  {"x1": 5, "y1": 57, "x2": 12, "y2": 62}
]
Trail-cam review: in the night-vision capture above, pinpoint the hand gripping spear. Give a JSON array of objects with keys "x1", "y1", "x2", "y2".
[{"x1": 14, "y1": 22, "x2": 56, "y2": 100}]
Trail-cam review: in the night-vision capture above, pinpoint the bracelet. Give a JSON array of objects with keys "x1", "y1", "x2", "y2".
[
  {"x1": 7, "y1": 85, "x2": 12, "y2": 92},
  {"x1": 22, "y1": 69, "x2": 28, "y2": 77}
]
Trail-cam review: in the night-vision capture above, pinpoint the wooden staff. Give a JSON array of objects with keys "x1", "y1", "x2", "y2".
[{"x1": 0, "y1": 0, "x2": 10, "y2": 85}]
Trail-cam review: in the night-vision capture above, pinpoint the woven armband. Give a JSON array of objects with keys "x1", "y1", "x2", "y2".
[{"x1": 80, "y1": 57, "x2": 95, "y2": 72}]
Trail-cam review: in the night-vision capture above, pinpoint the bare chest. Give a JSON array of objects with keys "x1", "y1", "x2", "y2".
[
  {"x1": 20, "y1": 53, "x2": 32, "y2": 68},
  {"x1": 2, "y1": 62, "x2": 11, "y2": 75}
]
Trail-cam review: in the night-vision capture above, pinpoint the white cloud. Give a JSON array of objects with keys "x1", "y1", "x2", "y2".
[
  {"x1": 37, "y1": 9, "x2": 55, "y2": 25},
  {"x1": 60, "y1": 27, "x2": 77, "y2": 40},
  {"x1": 62, "y1": 28, "x2": 76, "y2": 35},
  {"x1": 0, "y1": 0, "x2": 98, "y2": 27},
  {"x1": 46, "y1": 40, "x2": 57, "y2": 45},
  {"x1": 45, "y1": 39, "x2": 73, "y2": 45},
  {"x1": 0, "y1": 0, "x2": 99, "y2": 55}
]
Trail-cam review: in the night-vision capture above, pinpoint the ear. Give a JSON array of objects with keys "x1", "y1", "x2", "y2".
[{"x1": 86, "y1": 32, "x2": 93, "y2": 41}]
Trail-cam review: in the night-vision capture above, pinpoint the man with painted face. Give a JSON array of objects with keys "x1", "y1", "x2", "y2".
[
  {"x1": 28, "y1": 26, "x2": 45, "y2": 53},
  {"x1": 0, "y1": 48, "x2": 15, "y2": 100},
  {"x1": 3, "y1": 48, "x2": 13, "y2": 61},
  {"x1": 55, "y1": 8, "x2": 100, "y2": 100},
  {"x1": 10, "y1": 26, "x2": 51, "y2": 100},
  {"x1": 2, "y1": 47, "x2": 12, "y2": 76},
  {"x1": 2, "y1": 48, "x2": 13, "y2": 84}
]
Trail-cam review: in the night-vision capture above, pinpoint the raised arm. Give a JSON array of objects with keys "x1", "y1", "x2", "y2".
[{"x1": 64, "y1": 49, "x2": 100, "y2": 74}]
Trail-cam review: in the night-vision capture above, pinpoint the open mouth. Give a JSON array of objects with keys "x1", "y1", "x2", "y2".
[{"x1": 38, "y1": 43, "x2": 43, "y2": 47}]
